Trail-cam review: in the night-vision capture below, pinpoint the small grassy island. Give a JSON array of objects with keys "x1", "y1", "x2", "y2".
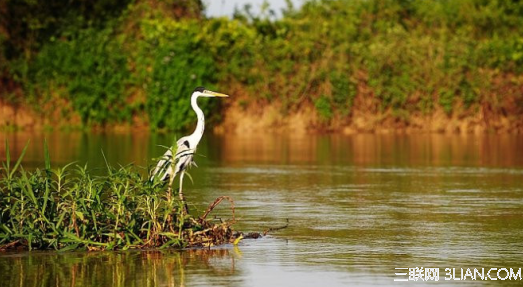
[{"x1": 0, "y1": 141, "x2": 244, "y2": 251}]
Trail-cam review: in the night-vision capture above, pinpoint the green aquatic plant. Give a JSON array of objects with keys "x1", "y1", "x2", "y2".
[{"x1": 0, "y1": 140, "x2": 239, "y2": 251}]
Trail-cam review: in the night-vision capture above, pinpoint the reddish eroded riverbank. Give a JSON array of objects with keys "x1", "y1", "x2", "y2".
[{"x1": 2, "y1": 96, "x2": 523, "y2": 134}]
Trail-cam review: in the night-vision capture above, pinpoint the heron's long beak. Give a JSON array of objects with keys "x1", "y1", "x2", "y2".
[{"x1": 204, "y1": 90, "x2": 229, "y2": 97}]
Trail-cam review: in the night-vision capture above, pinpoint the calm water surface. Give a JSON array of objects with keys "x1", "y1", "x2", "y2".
[{"x1": 1, "y1": 132, "x2": 522, "y2": 286}]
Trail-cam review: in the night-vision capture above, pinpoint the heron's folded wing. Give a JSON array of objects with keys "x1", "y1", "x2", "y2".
[{"x1": 150, "y1": 149, "x2": 173, "y2": 181}]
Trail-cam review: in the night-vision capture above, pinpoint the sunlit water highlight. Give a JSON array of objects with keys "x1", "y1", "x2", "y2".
[{"x1": 1, "y1": 132, "x2": 522, "y2": 286}]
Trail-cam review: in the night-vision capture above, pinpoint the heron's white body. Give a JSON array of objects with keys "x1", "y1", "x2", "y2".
[
  {"x1": 152, "y1": 93, "x2": 205, "y2": 181},
  {"x1": 150, "y1": 88, "x2": 228, "y2": 205}
]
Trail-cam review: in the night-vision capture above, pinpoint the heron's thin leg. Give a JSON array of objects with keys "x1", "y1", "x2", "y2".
[
  {"x1": 179, "y1": 171, "x2": 189, "y2": 214},
  {"x1": 166, "y1": 166, "x2": 175, "y2": 201},
  {"x1": 179, "y1": 171, "x2": 185, "y2": 201}
]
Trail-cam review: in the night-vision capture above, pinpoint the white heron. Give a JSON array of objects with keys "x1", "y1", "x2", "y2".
[{"x1": 150, "y1": 86, "x2": 229, "y2": 209}]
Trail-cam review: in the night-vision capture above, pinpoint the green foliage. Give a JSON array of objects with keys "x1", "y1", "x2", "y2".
[
  {"x1": 138, "y1": 18, "x2": 218, "y2": 129},
  {"x1": 314, "y1": 95, "x2": 332, "y2": 120},
  {"x1": 0, "y1": 140, "x2": 234, "y2": 250},
  {"x1": 439, "y1": 89, "x2": 455, "y2": 115},
  {"x1": 1, "y1": 0, "x2": 133, "y2": 63},
  {"x1": 229, "y1": 0, "x2": 523, "y2": 117},
  {"x1": 330, "y1": 71, "x2": 356, "y2": 115},
  {"x1": 2, "y1": 0, "x2": 523, "y2": 128},
  {"x1": 25, "y1": 27, "x2": 130, "y2": 124},
  {"x1": 0, "y1": 141, "x2": 176, "y2": 250}
]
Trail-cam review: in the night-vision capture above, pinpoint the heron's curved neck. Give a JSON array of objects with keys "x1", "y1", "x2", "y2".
[{"x1": 190, "y1": 93, "x2": 205, "y2": 142}]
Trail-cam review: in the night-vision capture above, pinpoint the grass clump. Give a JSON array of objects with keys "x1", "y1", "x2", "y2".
[{"x1": 0, "y1": 140, "x2": 239, "y2": 251}]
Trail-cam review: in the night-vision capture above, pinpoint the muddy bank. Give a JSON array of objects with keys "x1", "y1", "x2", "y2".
[
  {"x1": 2, "y1": 98, "x2": 522, "y2": 134},
  {"x1": 213, "y1": 97, "x2": 523, "y2": 135},
  {"x1": 0, "y1": 99, "x2": 142, "y2": 132},
  {"x1": 0, "y1": 100, "x2": 40, "y2": 130}
]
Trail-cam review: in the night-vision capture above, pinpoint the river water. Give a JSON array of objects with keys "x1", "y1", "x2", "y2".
[{"x1": 1, "y1": 132, "x2": 522, "y2": 286}]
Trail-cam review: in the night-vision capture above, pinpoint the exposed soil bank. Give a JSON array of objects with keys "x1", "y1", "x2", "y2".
[
  {"x1": 0, "y1": 100, "x2": 39, "y2": 130},
  {"x1": 2, "y1": 97, "x2": 522, "y2": 134},
  {"x1": 214, "y1": 94, "x2": 523, "y2": 135},
  {"x1": 0, "y1": 99, "x2": 141, "y2": 132}
]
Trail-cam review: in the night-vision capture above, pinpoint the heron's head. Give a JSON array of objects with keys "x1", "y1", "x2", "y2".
[{"x1": 193, "y1": 86, "x2": 229, "y2": 98}]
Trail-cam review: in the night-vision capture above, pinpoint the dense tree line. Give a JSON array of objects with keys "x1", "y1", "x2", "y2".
[{"x1": 1, "y1": 0, "x2": 522, "y2": 130}]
